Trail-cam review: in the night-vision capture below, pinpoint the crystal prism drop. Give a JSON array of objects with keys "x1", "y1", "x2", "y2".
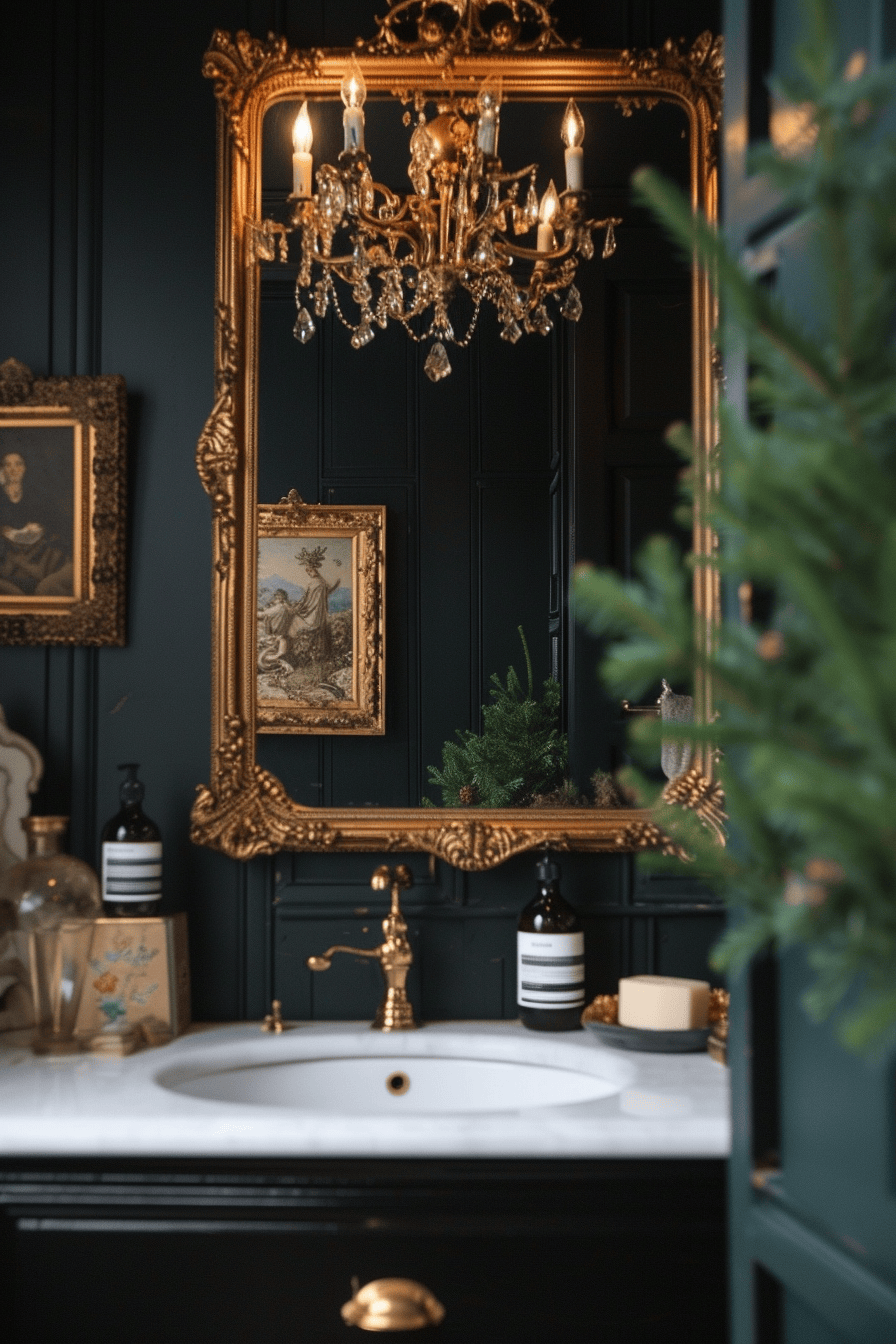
[
  {"x1": 424, "y1": 341, "x2": 451, "y2": 382},
  {"x1": 293, "y1": 307, "x2": 315, "y2": 343},
  {"x1": 351, "y1": 323, "x2": 374, "y2": 349},
  {"x1": 526, "y1": 178, "x2": 539, "y2": 222},
  {"x1": 560, "y1": 285, "x2": 582, "y2": 322},
  {"x1": 578, "y1": 230, "x2": 594, "y2": 261},
  {"x1": 602, "y1": 222, "x2": 617, "y2": 258},
  {"x1": 500, "y1": 319, "x2": 522, "y2": 343},
  {"x1": 526, "y1": 303, "x2": 552, "y2": 336}
]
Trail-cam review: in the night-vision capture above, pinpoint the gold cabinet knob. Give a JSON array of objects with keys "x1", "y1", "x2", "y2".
[{"x1": 341, "y1": 1277, "x2": 445, "y2": 1331}]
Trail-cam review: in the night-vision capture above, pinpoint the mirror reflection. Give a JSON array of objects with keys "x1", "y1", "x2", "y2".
[{"x1": 255, "y1": 94, "x2": 693, "y2": 808}]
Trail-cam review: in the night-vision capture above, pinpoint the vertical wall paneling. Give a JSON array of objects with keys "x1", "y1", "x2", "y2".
[{"x1": 1, "y1": 1, "x2": 723, "y2": 1026}]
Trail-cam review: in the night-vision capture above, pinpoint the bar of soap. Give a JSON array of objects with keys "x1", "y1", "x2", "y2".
[{"x1": 617, "y1": 975, "x2": 710, "y2": 1031}]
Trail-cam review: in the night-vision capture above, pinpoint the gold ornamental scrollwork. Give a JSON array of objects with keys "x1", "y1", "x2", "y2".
[
  {"x1": 192, "y1": 765, "x2": 339, "y2": 860},
  {"x1": 196, "y1": 302, "x2": 240, "y2": 576},
  {"x1": 192, "y1": 26, "x2": 721, "y2": 869},
  {"x1": 620, "y1": 32, "x2": 723, "y2": 166},
  {"x1": 388, "y1": 822, "x2": 549, "y2": 870},
  {"x1": 203, "y1": 30, "x2": 323, "y2": 159},
  {"x1": 359, "y1": 0, "x2": 573, "y2": 62}
]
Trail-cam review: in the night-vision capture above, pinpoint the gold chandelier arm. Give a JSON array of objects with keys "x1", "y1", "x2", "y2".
[
  {"x1": 585, "y1": 215, "x2": 623, "y2": 231},
  {"x1": 353, "y1": 210, "x2": 427, "y2": 262},
  {"x1": 486, "y1": 162, "x2": 538, "y2": 185},
  {"x1": 495, "y1": 237, "x2": 578, "y2": 264},
  {"x1": 366, "y1": 180, "x2": 408, "y2": 221}
]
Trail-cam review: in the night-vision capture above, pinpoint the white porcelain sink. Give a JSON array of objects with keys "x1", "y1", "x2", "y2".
[
  {"x1": 163, "y1": 1053, "x2": 622, "y2": 1114},
  {"x1": 156, "y1": 1027, "x2": 632, "y2": 1116}
]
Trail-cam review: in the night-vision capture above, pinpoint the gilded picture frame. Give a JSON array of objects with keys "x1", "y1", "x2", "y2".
[
  {"x1": 0, "y1": 359, "x2": 127, "y2": 646},
  {"x1": 256, "y1": 493, "x2": 385, "y2": 734},
  {"x1": 191, "y1": 23, "x2": 722, "y2": 870}
]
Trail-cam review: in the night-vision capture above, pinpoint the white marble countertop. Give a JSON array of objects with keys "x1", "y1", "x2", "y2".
[{"x1": 0, "y1": 1020, "x2": 730, "y2": 1160}]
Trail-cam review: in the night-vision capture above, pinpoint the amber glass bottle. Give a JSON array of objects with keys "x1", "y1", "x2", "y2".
[{"x1": 517, "y1": 854, "x2": 584, "y2": 1031}]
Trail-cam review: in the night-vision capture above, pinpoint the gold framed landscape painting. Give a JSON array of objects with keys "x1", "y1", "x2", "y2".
[
  {"x1": 0, "y1": 358, "x2": 126, "y2": 645},
  {"x1": 255, "y1": 493, "x2": 385, "y2": 734}
]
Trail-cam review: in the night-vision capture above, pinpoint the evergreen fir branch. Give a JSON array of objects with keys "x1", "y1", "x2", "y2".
[
  {"x1": 426, "y1": 628, "x2": 568, "y2": 807},
  {"x1": 575, "y1": 0, "x2": 896, "y2": 1053}
]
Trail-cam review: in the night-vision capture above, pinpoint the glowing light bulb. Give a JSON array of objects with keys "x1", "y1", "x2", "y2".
[
  {"x1": 341, "y1": 59, "x2": 367, "y2": 151},
  {"x1": 539, "y1": 180, "x2": 560, "y2": 225},
  {"x1": 561, "y1": 100, "x2": 585, "y2": 191},
  {"x1": 341, "y1": 57, "x2": 366, "y2": 109},
  {"x1": 291, "y1": 101, "x2": 313, "y2": 197},
  {"x1": 537, "y1": 180, "x2": 559, "y2": 252},
  {"x1": 561, "y1": 99, "x2": 584, "y2": 149},
  {"x1": 293, "y1": 101, "x2": 313, "y2": 154}
]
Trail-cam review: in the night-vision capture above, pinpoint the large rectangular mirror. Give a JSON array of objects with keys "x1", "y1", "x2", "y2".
[{"x1": 193, "y1": 23, "x2": 721, "y2": 870}]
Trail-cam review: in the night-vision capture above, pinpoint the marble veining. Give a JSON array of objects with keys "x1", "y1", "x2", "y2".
[{"x1": 0, "y1": 1020, "x2": 729, "y2": 1158}]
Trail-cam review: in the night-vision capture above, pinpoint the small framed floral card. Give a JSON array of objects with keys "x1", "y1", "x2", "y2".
[
  {"x1": 255, "y1": 491, "x2": 385, "y2": 734},
  {"x1": 75, "y1": 913, "x2": 190, "y2": 1040}
]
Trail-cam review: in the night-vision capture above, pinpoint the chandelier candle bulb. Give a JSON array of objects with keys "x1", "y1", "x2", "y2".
[
  {"x1": 291, "y1": 101, "x2": 313, "y2": 199},
  {"x1": 617, "y1": 975, "x2": 711, "y2": 1031},
  {"x1": 341, "y1": 58, "x2": 366, "y2": 152},
  {"x1": 476, "y1": 76, "x2": 501, "y2": 156},
  {"x1": 561, "y1": 99, "x2": 585, "y2": 192},
  {"x1": 536, "y1": 180, "x2": 559, "y2": 252}
]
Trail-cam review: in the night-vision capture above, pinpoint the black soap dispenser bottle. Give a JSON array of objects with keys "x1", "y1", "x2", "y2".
[
  {"x1": 100, "y1": 763, "x2": 163, "y2": 917},
  {"x1": 517, "y1": 853, "x2": 584, "y2": 1031}
]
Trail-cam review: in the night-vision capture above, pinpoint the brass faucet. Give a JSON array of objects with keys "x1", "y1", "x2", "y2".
[{"x1": 306, "y1": 864, "x2": 418, "y2": 1031}]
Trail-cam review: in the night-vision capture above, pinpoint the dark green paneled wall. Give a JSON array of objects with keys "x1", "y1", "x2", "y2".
[{"x1": 0, "y1": 0, "x2": 720, "y2": 1023}]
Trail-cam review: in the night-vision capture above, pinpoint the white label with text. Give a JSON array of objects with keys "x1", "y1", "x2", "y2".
[
  {"x1": 517, "y1": 931, "x2": 585, "y2": 1008},
  {"x1": 102, "y1": 841, "x2": 163, "y2": 902}
]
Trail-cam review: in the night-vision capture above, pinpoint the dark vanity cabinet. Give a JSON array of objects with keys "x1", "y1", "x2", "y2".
[{"x1": 0, "y1": 1156, "x2": 726, "y2": 1342}]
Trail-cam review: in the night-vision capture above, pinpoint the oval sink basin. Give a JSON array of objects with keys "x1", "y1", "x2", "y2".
[{"x1": 162, "y1": 1052, "x2": 623, "y2": 1115}]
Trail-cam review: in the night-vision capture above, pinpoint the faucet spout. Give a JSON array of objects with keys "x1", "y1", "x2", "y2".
[{"x1": 306, "y1": 864, "x2": 418, "y2": 1031}]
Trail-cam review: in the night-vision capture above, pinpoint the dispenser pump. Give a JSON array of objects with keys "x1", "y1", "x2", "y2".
[{"x1": 118, "y1": 762, "x2": 145, "y2": 807}]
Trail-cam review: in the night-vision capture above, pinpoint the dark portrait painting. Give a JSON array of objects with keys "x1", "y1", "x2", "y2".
[{"x1": 0, "y1": 422, "x2": 77, "y2": 600}]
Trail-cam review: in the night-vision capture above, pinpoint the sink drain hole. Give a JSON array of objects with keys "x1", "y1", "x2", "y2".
[{"x1": 386, "y1": 1070, "x2": 410, "y2": 1096}]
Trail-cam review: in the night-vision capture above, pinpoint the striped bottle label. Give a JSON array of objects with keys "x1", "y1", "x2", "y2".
[
  {"x1": 102, "y1": 841, "x2": 163, "y2": 903},
  {"x1": 517, "y1": 931, "x2": 585, "y2": 1009}
]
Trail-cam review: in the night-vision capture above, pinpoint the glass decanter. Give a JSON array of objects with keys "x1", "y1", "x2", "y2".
[{"x1": 2, "y1": 816, "x2": 101, "y2": 1053}]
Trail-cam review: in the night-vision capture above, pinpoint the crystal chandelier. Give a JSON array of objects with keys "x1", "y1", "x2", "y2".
[{"x1": 263, "y1": 17, "x2": 621, "y2": 381}]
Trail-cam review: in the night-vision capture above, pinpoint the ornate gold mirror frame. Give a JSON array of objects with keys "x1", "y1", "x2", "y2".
[{"x1": 191, "y1": 24, "x2": 722, "y2": 871}]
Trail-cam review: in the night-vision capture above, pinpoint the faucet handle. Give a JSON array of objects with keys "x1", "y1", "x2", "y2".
[
  {"x1": 393, "y1": 864, "x2": 412, "y2": 892},
  {"x1": 370, "y1": 863, "x2": 413, "y2": 894}
]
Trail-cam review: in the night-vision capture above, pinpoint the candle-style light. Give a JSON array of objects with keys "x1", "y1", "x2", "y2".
[
  {"x1": 292, "y1": 101, "x2": 313, "y2": 198},
  {"x1": 561, "y1": 99, "x2": 585, "y2": 191},
  {"x1": 536, "y1": 180, "x2": 560, "y2": 252},
  {"x1": 267, "y1": 23, "x2": 621, "y2": 381},
  {"x1": 341, "y1": 57, "x2": 366, "y2": 151},
  {"x1": 476, "y1": 75, "x2": 501, "y2": 156}
]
